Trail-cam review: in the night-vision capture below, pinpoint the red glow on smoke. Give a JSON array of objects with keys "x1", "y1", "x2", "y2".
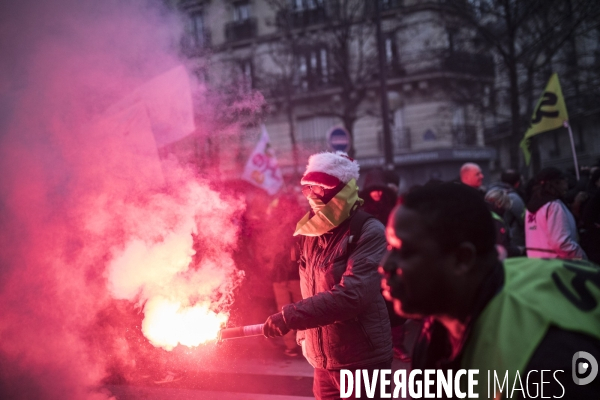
[{"x1": 0, "y1": 0, "x2": 254, "y2": 398}]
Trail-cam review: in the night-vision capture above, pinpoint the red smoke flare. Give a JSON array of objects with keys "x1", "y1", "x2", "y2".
[{"x1": 0, "y1": 0, "x2": 254, "y2": 398}]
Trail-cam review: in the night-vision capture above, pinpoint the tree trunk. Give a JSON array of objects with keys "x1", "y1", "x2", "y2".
[
  {"x1": 508, "y1": 66, "x2": 522, "y2": 169},
  {"x1": 525, "y1": 67, "x2": 542, "y2": 177},
  {"x1": 506, "y1": 21, "x2": 522, "y2": 170}
]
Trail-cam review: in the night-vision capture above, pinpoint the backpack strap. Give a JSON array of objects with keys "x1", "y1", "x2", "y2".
[
  {"x1": 346, "y1": 209, "x2": 406, "y2": 327},
  {"x1": 346, "y1": 209, "x2": 376, "y2": 259}
]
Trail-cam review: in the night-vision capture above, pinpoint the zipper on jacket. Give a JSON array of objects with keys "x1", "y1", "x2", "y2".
[
  {"x1": 356, "y1": 317, "x2": 375, "y2": 351},
  {"x1": 317, "y1": 326, "x2": 327, "y2": 368},
  {"x1": 311, "y1": 242, "x2": 328, "y2": 369}
]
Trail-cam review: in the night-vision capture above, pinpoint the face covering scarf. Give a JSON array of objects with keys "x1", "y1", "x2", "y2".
[
  {"x1": 307, "y1": 196, "x2": 327, "y2": 215},
  {"x1": 294, "y1": 179, "x2": 363, "y2": 237}
]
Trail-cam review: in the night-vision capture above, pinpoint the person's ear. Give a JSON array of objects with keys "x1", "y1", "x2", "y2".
[{"x1": 452, "y1": 242, "x2": 477, "y2": 275}]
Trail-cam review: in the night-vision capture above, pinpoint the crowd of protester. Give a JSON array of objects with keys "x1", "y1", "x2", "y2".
[
  {"x1": 380, "y1": 182, "x2": 600, "y2": 400},
  {"x1": 429, "y1": 161, "x2": 599, "y2": 263},
  {"x1": 249, "y1": 157, "x2": 598, "y2": 338},
  {"x1": 253, "y1": 153, "x2": 599, "y2": 400},
  {"x1": 94, "y1": 150, "x2": 598, "y2": 396},
  {"x1": 95, "y1": 151, "x2": 600, "y2": 394}
]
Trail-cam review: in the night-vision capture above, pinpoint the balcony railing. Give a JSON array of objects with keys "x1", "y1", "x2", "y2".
[
  {"x1": 443, "y1": 51, "x2": 495, "y2": 77},
  {"x1": 295, "y1": 73, "x2": 337, "y2": 93},
  {"x1": 263, "y1": 71, "x2": 342, "y2": 98},
  {"x1": 225, "y1": 18, "x2": 257, "y2": 42},
  {"x1": 276, "y1": 6, "x2": 330, "y2": 29},
  {"x1": 364, "y1": 0, "x2": 403, "y2": 15},
  {"x1": 181, "y1": 29, "x2": 212, "y2": 55},
  {"x1": 262, "y1": 50, "x2": 493, "y2": 98},
  {"x1": 401, "y1": 50, "x2": 495, "y2": 77}
]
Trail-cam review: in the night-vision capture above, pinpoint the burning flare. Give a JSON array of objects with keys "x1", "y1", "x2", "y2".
[
  {"x1": 104, "y1": 178, "x2": 244, "y2": 351},
  {"x1": 142, "y1": 297, "x2": 227, "y2": 349}
]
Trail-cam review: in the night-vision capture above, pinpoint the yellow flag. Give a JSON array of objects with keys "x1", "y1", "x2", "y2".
[{"x1": 520, "y1": 73, "x2": 569, "y2": 165}]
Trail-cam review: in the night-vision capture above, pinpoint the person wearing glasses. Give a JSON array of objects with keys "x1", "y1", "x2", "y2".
[{"x1": 262, "y1": 151, "x2": 393, "y2": 400}]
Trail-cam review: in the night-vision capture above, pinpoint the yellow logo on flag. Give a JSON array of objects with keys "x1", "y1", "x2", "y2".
[{"x1": 520, "y1": 73, "x2": 569, "y2": 165}]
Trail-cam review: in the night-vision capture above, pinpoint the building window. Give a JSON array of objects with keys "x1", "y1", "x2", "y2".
[
  {"x1": 452, "y1": 107, "x2": 467, "y2": 145},
  {"x1": 392, "y1": 108, "x2": 410, "y2": 150},
  {"x1": 279, "y1": 0, "x2": 327, "y2": 29},
  {"x1": 453, "y1": 107, "x2": 465, "y2": 133},
  {"x1": 310, "y1": 51, "x2": 317, "y2": 71},
  {"x1": 226, "y1": 1, "x2": 257, "y2": 42},
  {"x1": 297, "y1": 57, "x2": 308, "y2": 90},
  {"x1": 291, "y1": 0, "x2": 303, "y2": 10},
  {"x1": 296, "y1": 116, "x2": 338, "y2": 152},
  {"x1": 385, "y1": 37, "x2": 395, "y2": 65},
  {"x1": 320, "y1": 48, "x2": 328, "y2": 83},
  {"x1": 382, "y1": 33, "x2": 400, "y2": 76},
  {"x1": 289, "y1": 0, "x2": 323, "y2": 11},
  {"x1": 452, "y1": 106, "x2": 478, "y2": 145},
  {"x1": 239, "y1": 59, "x2": 253, "y2": 90},
  {"x1": 295, "y1": 46, "x2": 329, "y2": 90},
  {"x1": 233, "y1": 1, "x2": 251, "y2": 22},
  {"x1": 191, "y1": 12, "x2": 206, "y2": 47},
  {"x1": 306, "y1": 0, "x2": 322, "y2": 9}
]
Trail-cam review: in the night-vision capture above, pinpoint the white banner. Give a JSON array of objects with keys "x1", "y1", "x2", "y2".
[{"x1": 241, "y1": 125, "x2": 283, "y2": 195}]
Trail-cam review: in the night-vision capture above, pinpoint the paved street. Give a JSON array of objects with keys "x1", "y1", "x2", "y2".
[
  {"x1": 103, "y1": 335, "x2": 314, "y2": 399},
  {"x1": 102, "y1": 322, "x2": 417, "y2": 400}
]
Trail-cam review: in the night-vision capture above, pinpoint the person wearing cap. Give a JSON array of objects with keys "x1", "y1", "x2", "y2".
[
  {"x1": 525, "y1": 167, "x2": 587, "y2": 259},
  {"x1": 262, "y1": 151, "x2": 393, "y2": 400},
  {"x1": 359, "y1": 168, "x2": 398, "y2": 225}
]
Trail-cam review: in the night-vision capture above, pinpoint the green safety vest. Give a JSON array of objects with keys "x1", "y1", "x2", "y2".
[{"x1": 461, "y1": 257, "x2": 600, "y2": 399}]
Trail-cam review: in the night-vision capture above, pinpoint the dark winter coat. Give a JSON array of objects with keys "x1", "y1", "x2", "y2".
[
  {"x1": 488, "y1": 182, "x2": 525, "y2": 247},
  {"x1": 282, "y1": 214, "x2": 393, "y2": 369}
]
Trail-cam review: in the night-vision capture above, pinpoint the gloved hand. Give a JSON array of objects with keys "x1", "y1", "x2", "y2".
[{"x1": 263, "y1": 312, "x2": 290, "y2": 338}]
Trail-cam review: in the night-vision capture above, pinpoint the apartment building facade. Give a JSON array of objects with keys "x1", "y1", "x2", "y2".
[{"x1": 175, "y1": 0, "x2": 497, "y2": 188}]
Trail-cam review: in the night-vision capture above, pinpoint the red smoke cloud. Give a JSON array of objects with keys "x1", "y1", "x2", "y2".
[{"x1": 0, "y1": 0, "x2": 253, "y2": 398}]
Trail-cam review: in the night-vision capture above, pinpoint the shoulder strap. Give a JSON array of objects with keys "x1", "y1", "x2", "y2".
[
  {"x1": 490, "y1": 211, "x2": 504, "y2": 223},
  {"x1": 346, "y1": 209, "x2": 376, "y2": 258}
]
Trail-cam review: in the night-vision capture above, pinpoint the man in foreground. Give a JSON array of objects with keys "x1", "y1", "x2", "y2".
[
  {"x1": 263, "y1": 151, "x2": 392, "y2": 400},
  {"x1": 380, "y1": 183, "x2": 600, "y2": 398}
]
